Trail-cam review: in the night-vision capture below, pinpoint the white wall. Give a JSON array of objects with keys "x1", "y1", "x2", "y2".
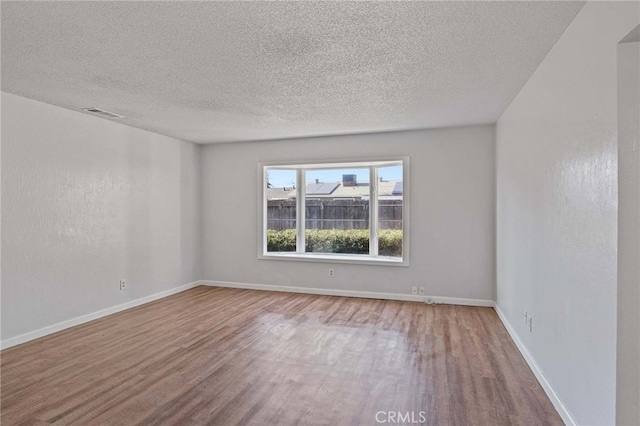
[
  {"x1": 617, "y1": 38, "x2": 640, "y2": 426},
  {"x1": 496, "y1": 2, "x2": 639, "y2": 425},
  {"x1": 1, "y1": 92, "x2": 202, "y2": 343},
  {"x1": 201, "y1": 125, "x2": 495, "y2": 301}
]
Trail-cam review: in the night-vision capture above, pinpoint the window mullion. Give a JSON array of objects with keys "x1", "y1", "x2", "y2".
[
  {"x1": 369, "y1": 166, "x2": 379, "y2": 257},
  {"x1": 296, "y1": 169, "x2": 306, "y2": 253},
  {"x1": 263, "y1": 166, "x2": 268, "y2": 255}
]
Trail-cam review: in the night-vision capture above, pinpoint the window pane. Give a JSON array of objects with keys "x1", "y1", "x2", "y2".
[
  {"x1": 377, "y1": 165, "x2": 403, "y2": 258},
  {"x1": 266, "y1": 168, "x2": 297, "y2": 252},
  {"x1": 305, "y1": 168, "x2": 370, "y2": 254}
]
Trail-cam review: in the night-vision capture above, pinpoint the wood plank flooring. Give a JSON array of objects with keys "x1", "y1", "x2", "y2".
[{"x1": 1, "y1": 286, "x2": 562, "y2": 425}]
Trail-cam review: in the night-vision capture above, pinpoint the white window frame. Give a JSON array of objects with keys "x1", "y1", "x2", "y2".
[{"x1": 257, "y1": 157, "x2": 410, "y2": 266}]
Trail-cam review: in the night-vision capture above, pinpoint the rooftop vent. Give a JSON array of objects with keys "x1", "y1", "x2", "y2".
[{"x1": 82, "y1": 108, "x2": 124, "y2": 119}]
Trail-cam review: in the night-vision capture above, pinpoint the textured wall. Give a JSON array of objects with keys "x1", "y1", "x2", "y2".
[
  {"x1": 496, "y1": 3, "x2": 640, "y2": 425},
  {"x1": 617, "y1": 39, "x2": 640, "y2": 426},
  {"x1": 201, "y1": 125, "x2": 496, "y2": 301},
  {"x1": 1, "y1": 92, "x2": 201, "y2": 341}
]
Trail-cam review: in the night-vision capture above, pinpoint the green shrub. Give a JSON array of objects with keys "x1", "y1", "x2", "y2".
[
  {"x1": 306, "y1": 229, "x2": 369, "y2": 254},
  {"x1": 266, "y1": 229, "x2": 297, "y2": 252},
  {"x1": 266, "y1": 229, "x2": 402, "y2": 257},
  {"x1": 378, "y1": 229, "x2": 403, "y2": 257}
]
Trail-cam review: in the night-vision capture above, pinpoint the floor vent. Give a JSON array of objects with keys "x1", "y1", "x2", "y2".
[{"x1": 82, "y1": 107, "x2": 124, "y2": 119}]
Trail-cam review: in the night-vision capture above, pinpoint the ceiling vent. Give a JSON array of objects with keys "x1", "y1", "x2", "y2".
[{"x1": 82, "y1": 107, "x2": 124, "y2": 119}]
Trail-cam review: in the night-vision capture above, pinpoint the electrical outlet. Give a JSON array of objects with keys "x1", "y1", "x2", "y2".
[
  {"x1": 329, "y1": 269, "x2": 334, "y2": 277},
  {"x1": 411, "y1": 286, "x2": 418, "y2": 295},
  {"x1": 528, "y1": 316, "x2": 533, "y2": 332},
  {"x1": 120, "y1": 279, "x2": 127, "y2": 290},
  {"x1": 418, "y1": 287, "x2": 425, "y2": 295}
]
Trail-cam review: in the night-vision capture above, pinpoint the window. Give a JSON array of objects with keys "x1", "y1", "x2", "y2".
[{"x1": 259, "y1": 158, "x2": 409, "y2": 265}]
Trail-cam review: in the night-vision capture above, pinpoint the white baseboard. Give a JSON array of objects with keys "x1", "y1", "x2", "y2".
[
  {"x1": 200, "y1": 280, "x2": 494, "y2": 307},
  {"x1": 0, "y1": 281, "x2": 201, "y2": 350},
  {"x1": 494, "y1": 303, "x2": 576, "y2": 426}
]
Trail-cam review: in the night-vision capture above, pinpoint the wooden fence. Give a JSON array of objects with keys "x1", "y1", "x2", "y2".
[{"x1": 267, "y1": 199, "x2": 402, "y2": 230}]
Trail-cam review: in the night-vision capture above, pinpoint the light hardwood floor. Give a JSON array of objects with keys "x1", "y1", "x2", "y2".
[{"x1": 1, "y1": 286, "x2": 562, "y2": 425}]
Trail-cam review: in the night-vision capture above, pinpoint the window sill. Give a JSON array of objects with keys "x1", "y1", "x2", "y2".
[{"x1": 258, "y1": 252, "x2": 408, "y2": 266}]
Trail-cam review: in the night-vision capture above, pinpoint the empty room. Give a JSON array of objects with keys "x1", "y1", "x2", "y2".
[{"x1": 1, "y1": 1, "x2": 639, "y2": 425}]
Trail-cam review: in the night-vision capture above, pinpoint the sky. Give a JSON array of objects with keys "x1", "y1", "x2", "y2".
[{"x1": 267, "y1": 165, "x2": 402, "y2": 188}]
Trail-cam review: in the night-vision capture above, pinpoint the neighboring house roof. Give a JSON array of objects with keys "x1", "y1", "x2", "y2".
[
  {"x1": 268, "y1": 181, "x2": 402, "y2": 200},
  {"x1": 306, "y1": 182, "x2": 340, "y2": 195},
  {"x1": 265, "y1": 187, "x2": 295, "y2": 200}
]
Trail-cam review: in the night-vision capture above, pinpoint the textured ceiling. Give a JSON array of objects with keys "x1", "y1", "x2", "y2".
[{"x1": 1, "y1": 2, "x2": 584, "y2": 144}]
